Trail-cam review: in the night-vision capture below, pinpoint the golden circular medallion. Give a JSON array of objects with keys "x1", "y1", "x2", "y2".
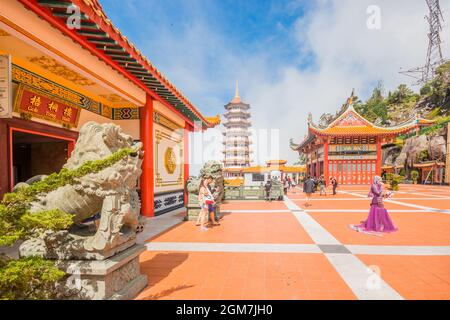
[{"x1": 164, "y1": 147, "x2": 177, "y2": 174}]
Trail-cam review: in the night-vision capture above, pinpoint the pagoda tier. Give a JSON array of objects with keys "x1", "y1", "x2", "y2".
[
  {"x1": 224, "y1": 110, "x2": 251, "y2": 119},
  {"x1": 223, "y1": 119, "x2": 252, "y2": 128},
  {"x1": 224, "y1": 102, "x2": 251, "y2": 111},
  {"x1": 222, "y1": 148, "x2": 253, "y2": 153}
]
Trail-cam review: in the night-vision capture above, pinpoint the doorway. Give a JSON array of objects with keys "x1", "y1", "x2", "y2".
[{"x1": 10, "y1": 128, "x2": 74, "y2": 188}]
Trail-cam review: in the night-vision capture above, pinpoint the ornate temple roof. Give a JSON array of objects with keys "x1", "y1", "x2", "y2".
[
  {"x1": 292, "y1": 91, "x2": 435, "y2": 150},
  {"x1": 19, "y1": 0, "x2": 219, "y2": 128}
]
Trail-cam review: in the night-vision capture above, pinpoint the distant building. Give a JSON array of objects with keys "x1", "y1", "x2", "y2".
[
  {"x1": 222, "y1": 82, "x2": 252, "y2": 177},
  {"x1": 223, "y1": 160, "x2": 305, "y2": 186}
]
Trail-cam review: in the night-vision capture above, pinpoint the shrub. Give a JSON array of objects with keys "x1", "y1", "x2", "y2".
[
  {"x1": 0, "y1": 256, "x2": 65, "y2": 300},
  {"x1": 410, "y1": 170, "x2": 419, "y2": 183},
  {"x1": 386, "y1": 173, "x2": 404, "y2": 191}
]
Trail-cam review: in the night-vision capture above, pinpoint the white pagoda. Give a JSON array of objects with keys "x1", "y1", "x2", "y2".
[{"x1": 222, "y1": 82, "x2": 252, "y2": 177}]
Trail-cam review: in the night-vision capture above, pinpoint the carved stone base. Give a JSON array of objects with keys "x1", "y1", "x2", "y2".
[
  {"x1": 186, "y1": 205, "x2": 222, "y2": 221},
  {"x1": 186, "y1": 206, "x2": 201, "y2": 221},
  {"x1": 55, "y1": 244, "x2": 148, "y2": 300}
]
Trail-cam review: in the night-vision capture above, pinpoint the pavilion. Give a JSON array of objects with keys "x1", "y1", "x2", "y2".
[
  {"x1": 291, "y1": 92, "x2": 434, "y2": 185},
  {"x1": 0, "y1": 0, "x2": 220, "y2": 216}
]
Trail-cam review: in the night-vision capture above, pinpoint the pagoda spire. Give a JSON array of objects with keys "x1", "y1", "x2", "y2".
[{"x1": 231, "y1": 80, "x2": 241, "y2": 103}]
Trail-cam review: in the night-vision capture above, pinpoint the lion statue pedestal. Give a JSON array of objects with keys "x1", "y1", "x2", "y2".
[{"x1": 18, "y1": 122, "x2": 147, "y2": 300}]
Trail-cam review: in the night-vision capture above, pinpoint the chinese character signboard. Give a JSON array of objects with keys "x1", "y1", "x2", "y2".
[
  {"x1": 0, "y1": 55, "x2": 12, "y2": 118},
  {"x1": 329, "y1": 144, "x2": 377, "y2": 152},
  {"x1": 14, "y1": 84, "x2": 80, "y2": 127}
]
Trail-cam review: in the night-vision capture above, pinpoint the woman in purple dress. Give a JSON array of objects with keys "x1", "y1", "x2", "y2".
[{"x1": 350, "y1": 176, "x2": 397, "y2": 235}]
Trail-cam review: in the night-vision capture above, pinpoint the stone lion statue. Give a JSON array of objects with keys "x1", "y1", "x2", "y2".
[
  {"x1": 186, "y1": 160, "x2": 224, "y2": 201},
  {"x1": 19, "y1": 121, "x2": 143, "y2": 260}
]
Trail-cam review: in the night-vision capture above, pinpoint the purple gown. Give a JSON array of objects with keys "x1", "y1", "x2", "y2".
[{"x1": 358, "y1": 183, "x2": 397, "y2": 233}]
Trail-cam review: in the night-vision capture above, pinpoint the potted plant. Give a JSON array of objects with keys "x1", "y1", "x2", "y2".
[{"x1": 410, "y1": 170, "x2": 419, "y2": 184}]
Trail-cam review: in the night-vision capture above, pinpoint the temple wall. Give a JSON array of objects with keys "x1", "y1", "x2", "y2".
[{"x1": 152, "y1": 104, "x2": 186, "y2": 214}]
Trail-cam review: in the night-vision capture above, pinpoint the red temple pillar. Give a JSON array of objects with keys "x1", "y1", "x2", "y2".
[
  {"x1": 376, "y1": 136, "x2": 382, "y2": 176},
  {"x1": 323, "y1": 139, "x2": 329, "y2": 182},
  {"x1": 0, "y1": 121, "x2": 8, "y2": 198},
  {"x1": 183, "y1": 122, "x2": 191, "y2": 205},
  {"x1": 140, "y1": 94, "x2": 155, "y2": 217}
]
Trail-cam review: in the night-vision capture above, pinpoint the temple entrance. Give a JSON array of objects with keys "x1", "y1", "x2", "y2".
[
  {"x1": 11, "y1": 129, "x2": 74, "y2": 188},
  {"x1": 329, "y1": 160, "x2": 376, "y2": 185}
]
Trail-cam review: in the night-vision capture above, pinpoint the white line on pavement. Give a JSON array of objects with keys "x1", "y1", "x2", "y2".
[
  {"x1": 284, "y1": 195, "x2": 405, "y2": 300},
  {"x1": 284, "y1": 197, "x2": 340, "y2": 244},
  {"x1": 221, "y1": 209, "x2": 291, "y2": 213},
  {"x1": 304, "y1": 209, "x2": 432, "y2": 213},
  {"x1": 145, "y1": 242, "x2": 322, "y2": 253},
  {"x1": 347, "y1": 245, "x2": 450, "y2": 256},
  {"x1": 340, "y1": 191, "x2": 450, "y2": 213},
  {"x1": 325, "y1": 254, "x2": 403, "y2": 300}
]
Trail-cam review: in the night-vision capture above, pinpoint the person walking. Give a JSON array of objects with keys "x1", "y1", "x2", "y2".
[
  {"x1": 208, "y1": 181, "x2": 221, "y2": 225},
  {"x1": 291, "y1": 178, "x2": 297, "y2": 194},
  {"x1": 349, "y1": 176, "x2": 397, "y2": 236},
  {"x1": 303, "y1": 176, "x2": 315, "y2": 207},
  {"x1": 283, "y1": 177, "x2": 289, "y2": 195},
  {"x1": 331, "y1": 177, "x2": 338, "y2": 195},
  {"x1": 264, "y1": 179, "x2": 273, "y2": 202},
  {"x1": 319, "y1": 176, "x2": 327, "y2": 196}
]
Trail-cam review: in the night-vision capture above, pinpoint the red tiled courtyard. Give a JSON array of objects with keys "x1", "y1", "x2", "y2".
[{"x1": 136, "y1": 185, "x2": 450, "y2": 300}]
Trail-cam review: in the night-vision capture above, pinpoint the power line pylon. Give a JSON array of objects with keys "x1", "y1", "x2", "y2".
[{"x1": 400, "y1": 0, "x2": 447, "y2": 85}]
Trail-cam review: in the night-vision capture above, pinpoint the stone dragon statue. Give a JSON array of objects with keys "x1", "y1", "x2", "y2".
[{"x1": 19, "y1": 122, "x2": 143, "y2": 260}]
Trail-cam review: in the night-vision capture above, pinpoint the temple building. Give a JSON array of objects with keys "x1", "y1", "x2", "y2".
[
  {"x1": 291, "y1": 92, "x2": 433, "y2": 185},
  {"x1": 222, "y1": 82, "x2": 252, "y2": 177},
  {"x1": 0, "y1": 0, "x2": 219, "y2": 216},
  {"x1": 224, "y1": 160, "x2": 305, "y2": 186}
]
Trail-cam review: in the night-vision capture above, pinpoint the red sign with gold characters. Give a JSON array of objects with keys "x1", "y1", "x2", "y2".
[{"x1": 14, "y1": 84, "x2": 80, "y2": 127}]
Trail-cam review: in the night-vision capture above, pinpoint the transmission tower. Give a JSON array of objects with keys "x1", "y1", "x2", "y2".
[{"x1": 400, "y1": 0, "x2": 446, "y2": 85}]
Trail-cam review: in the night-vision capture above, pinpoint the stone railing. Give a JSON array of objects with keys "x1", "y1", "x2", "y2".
[{"x1": 224, "y1": 185, "x2": 284, "y2": 201}]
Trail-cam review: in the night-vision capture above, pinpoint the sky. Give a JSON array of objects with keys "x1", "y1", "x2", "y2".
[{"x1": 102, "y1": 0, "x2": 449, "y2": 166}]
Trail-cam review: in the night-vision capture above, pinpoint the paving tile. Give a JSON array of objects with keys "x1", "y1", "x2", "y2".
[
  {"x1": 357, "y1": 255, "x2": 450, "y2": 300},
  {"x1": 309, "y1": 211, "x2": 450, "y2": 246},
  {"x1": 137, "y1": 185, "x2": 450, "y2": 300},
  {"x1": 148, "y1": 212, "x2": 314, "y2": 244}
]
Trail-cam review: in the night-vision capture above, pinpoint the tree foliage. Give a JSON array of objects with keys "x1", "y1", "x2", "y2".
[{"x1": 330, "y1": 61, "x2": 449, "y2": 125}]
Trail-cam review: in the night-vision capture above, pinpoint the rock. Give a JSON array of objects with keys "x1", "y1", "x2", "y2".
[
  {"x1": 395, "y1": 134, "x2": 429, "y2": 167},
  {"x1": 382, "y1": 146, "x2": 401, "y2": 166},
  {"x1": 429, "y1": 135, "x2": 446, "y2": 161}
]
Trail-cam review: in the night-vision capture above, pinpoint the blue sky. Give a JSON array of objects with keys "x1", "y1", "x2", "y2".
[
  {"x1": 103, "y1": 0, "x2": 315, "y2": 114},
  {"x1": 101, "y1": 0, "x2": 449, "y2": 164}
]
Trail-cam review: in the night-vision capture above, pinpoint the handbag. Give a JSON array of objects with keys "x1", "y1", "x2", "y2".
[{"x1": 204, "y1": 187, "x2": 215, "y2": 205}]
